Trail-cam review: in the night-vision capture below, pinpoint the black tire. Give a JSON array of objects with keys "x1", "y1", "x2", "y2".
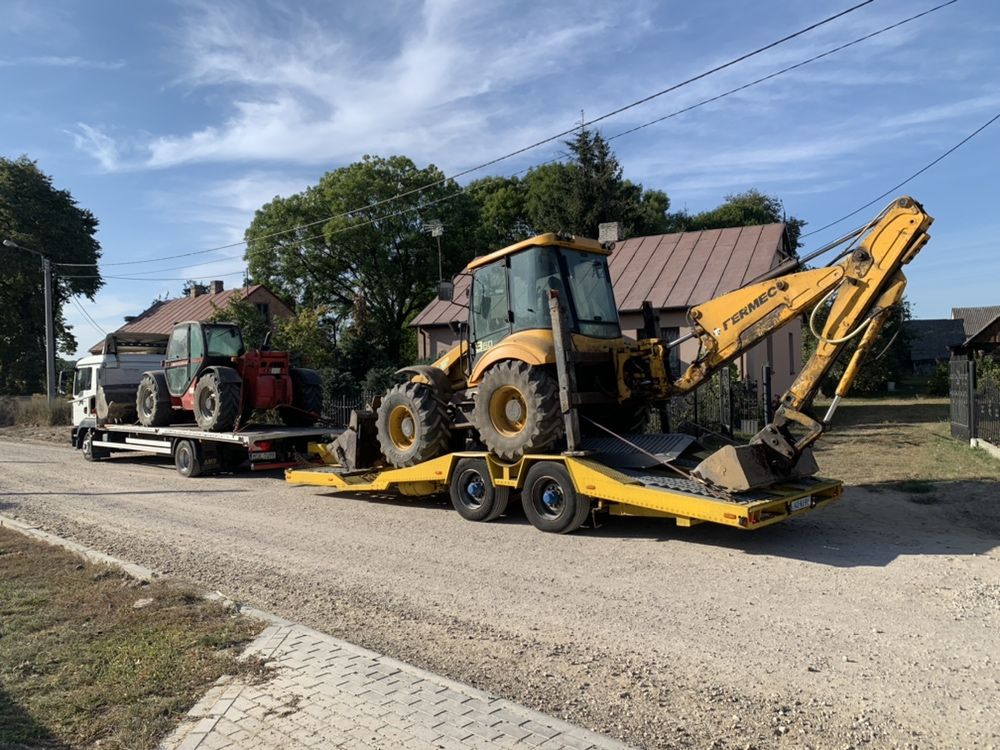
[
  {"x1": 521, "y1": 461, "x2": 590, "y2": 534},
  {"x1": 376, "y1": 381, "x2": 451, "y2": 468},
  {"x1": 136, "y1": 373, "x2": 171, "y2": 427},
  {"x1": 449, "y1": 458, "x2": 508, "y2": 522},
  {"x1": 174, "y1": 439, "x2": 202, "y2": 478},
  {"x1": 281, "y1": 368, "x2": 323, "y2": 427},
  {"x1": 81, "y1": 429, "x2": 109, "y2": 461},
  {"x1": 472, "y1": 361, "x2": 563, "y2": 462},
  {"x1": 193, "y1": 370, "x2": 242, "y2": 432}
]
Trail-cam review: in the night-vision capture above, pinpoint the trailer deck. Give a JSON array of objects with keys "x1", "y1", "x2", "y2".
[{"x1": 286, "y1": 449, "x2": 842, "y2": 532}]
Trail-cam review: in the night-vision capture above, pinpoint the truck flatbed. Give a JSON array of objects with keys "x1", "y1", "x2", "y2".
[
  {"x1": 82, "y1": 422, "x2": 337, "y2": 477},
  {"x1": 286, "y1": 448, "x2": 842, "y2": 533}
]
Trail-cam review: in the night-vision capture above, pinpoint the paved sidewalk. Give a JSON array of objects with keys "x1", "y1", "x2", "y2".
[{"x1": 162, "y1": 622, "x2": 634, "y2": 750}]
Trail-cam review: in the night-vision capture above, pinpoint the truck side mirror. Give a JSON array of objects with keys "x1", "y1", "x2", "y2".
[
  {"x1": 437, "y1": 280, "x2": 454, "y2": 302},
  {"x1": 57, "y1": 370, "x2": 69, "y2": 396}
]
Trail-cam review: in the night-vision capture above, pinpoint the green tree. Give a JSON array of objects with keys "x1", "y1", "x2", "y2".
[
  {"x1": 801, "y1": 298, "x2": 913, "y2": 395},
  {"x1": 670, "y1": 189, "x2": 805, "y2": 249},
  {"x1": 466, "y1": 129, "x2": 671, "y2": 245},
  {"x1": 0, "y1": 157, "x2": 102, "y2": 394},
  {"x1": 245, "y1": 155, "x2": 480, "y2": 365}
]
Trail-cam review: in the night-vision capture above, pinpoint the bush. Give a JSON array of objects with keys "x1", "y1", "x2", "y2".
[
  {"x1": 927, "y1": 362, "x2": 950, "y2": 396},
  {"x1": 0, "y1": 396, "x2": 71, "y2": 426}
]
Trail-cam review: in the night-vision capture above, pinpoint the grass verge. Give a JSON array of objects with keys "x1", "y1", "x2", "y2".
[{"x1": 0, "y1": 526, "x2": 265, "y2": 749}]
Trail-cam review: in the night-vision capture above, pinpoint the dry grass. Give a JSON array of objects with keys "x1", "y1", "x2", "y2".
[
  {"x1": 814, "y1": 397, "x2": 1000, "y2": 486},
  {"x1": 0, "y1": 527, "x2": 264, "y2": 749},
  {"x1": 0, "y1": 396, "x2": 70, "y2": 427}
]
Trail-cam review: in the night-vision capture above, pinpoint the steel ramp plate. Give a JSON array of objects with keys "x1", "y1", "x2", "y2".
[{"x1": 579, "y1": 433, "x2": 697, "y2": 470}]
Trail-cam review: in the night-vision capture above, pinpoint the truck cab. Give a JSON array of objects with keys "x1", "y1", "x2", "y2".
[{"x1": 70, "y1": 335, "x2": 167, "y2": 445}]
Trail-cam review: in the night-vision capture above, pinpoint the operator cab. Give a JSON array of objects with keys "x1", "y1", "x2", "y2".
[
  {"x1": 164, "y1": 322, "x2": 245, "y2": 396},
  {"x1": 467, "y1": 235, "x2": 621, "y2": 358}
]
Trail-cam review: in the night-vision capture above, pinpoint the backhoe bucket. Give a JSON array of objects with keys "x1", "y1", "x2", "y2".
[{"x1": 693, "y1": 444, "x2": 818, "y2": 493}]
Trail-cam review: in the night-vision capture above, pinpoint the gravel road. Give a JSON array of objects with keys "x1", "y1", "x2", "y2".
[{"x1": 1, "y1": 437, "x2": 997, "y2": 749}]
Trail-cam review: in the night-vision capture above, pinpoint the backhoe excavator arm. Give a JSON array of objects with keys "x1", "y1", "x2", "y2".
[{"x1": 655, "y1": 196, "x2": 932, "y2": 491}]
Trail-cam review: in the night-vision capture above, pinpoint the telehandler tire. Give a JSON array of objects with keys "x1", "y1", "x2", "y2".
[
  {"x1": 280, "y1": 368, "x2": 324, "y2": 427},
  {"x1": 472, "y1": 361, "x2": 563, "y2": 461},
  {"x1": 376, "y1": 381, "x2": 451, "y2": 468},
  {"x1": 136, "y1": 372, "x2": 172, "y2": 427},
  {"x1": 193, "y1": 370, "x2": 242, "y2": 432}
]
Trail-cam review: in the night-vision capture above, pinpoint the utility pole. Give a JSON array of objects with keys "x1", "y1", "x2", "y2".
[
  {"x1": 424, "y1": 220, "x2": 445, "y2": 280},
  {"x1": 3, "y1": 239, "x2": 56, "y2": 402}
]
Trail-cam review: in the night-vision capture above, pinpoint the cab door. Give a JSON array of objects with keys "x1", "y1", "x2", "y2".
[
  {"x1": 163, "y1": 325, "x2": 192, "y2": 396},
  {"x1": 70, "y1": 366, "x2": 95, "y2": 425}
]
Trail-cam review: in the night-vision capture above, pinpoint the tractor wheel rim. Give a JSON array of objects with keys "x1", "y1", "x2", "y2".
[
  {"x1": 388, "y1": 405, "x2": 416, "y2": 449},
  {"x1": 200, "y1": 390, "x2": 217, "y2": 416},
  {"x1": 489, "y1": 385, "x2": 527, "y2": 437}
]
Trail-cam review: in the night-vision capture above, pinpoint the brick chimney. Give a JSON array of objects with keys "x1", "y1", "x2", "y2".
[
  {"x1": 209, "y1": 280, "x2": 224, "y2": 294},
  {"x1": 188, "y1": 285, "x2": 201, "y2": 298},
  {"x1": 598, "y1": 222, "x2": 621, "y2": 243}
]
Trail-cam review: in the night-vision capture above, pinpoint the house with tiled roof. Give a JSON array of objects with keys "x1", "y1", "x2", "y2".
[
  {"x1": 903, "y1": 318, "x2": 965, "y2": 373},
  {"x1": 89, "y1": 280, "x2": 293, "y2": 354},
  {"x1": 412, "y1": 224, "x2": 802, "y2": 393},
  {"x1": 952, "y1": 305, "x2": 1000, "y2": 356}
]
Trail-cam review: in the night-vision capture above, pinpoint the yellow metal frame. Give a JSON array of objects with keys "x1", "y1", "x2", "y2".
[{"x1": 286, "y1": 452, "x2": 842, "y2": 531}]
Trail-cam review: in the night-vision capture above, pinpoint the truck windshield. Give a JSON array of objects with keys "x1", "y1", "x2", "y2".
[
  {"x1": 72, "y1": 367, "x2": 93, "y2": 397},
  {"x1": 204, "y1": 326, "x2": 244, "y2": 357}
]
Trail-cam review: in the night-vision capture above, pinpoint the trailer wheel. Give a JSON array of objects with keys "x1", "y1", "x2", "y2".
[
  {"x1": 174, "y1": 439, "x2": 203, "y2": 478},
  {"x1": 81, "y1": 430, "x2": 109, "y2": 461},
  {"x1": 450, "y1": 458, "x2": 508, "y2": 522},
  {"x1": 194, "y1": 370, "x2": 241, "y2": 432},
  {"x1": 521, "y1": 461, "x2": 590, "y2": 534}
]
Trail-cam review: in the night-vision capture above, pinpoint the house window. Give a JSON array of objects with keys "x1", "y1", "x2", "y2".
[{"x1": 255, "y1": 302, "x2": 271, "y2": 323}]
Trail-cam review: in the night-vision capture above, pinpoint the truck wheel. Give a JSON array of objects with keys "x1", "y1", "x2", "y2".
[
  {"x1": 81, "y1": 430, "x2": 109, "y2": 461},
  {"x1": 376, "y1": 381, "x2": 450, "y2": 468},
  {"x1": 136, "y1": 373, "x2": 171, "y2": 427},
  {"x1": 521, "y1": 461, "x2": 590, "y2": 534},
  {"x1": 174, "y1": 439, "x2": 202, "y2": 478},
  {"x1": 472, "y1": 362, "x2": 563, "y2": 462},
  {"x1": 194, "y1": 371, "x2": 241, "y2": 432},
  {"x1": 280, "y1": 368, "x2": 323, "y2": 427},
  {"x1": 449, "y1": 458, "x2": 508, "y2": 522}
]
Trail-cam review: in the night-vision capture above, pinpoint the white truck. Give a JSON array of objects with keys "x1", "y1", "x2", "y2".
[{"x1": 70, "y1": 334, "x2": 334, "y2": 477}]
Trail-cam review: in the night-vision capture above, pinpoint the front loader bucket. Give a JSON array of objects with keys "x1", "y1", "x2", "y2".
[{"x1": 692, "y1": 444, "x2": 819, "y2": 493}]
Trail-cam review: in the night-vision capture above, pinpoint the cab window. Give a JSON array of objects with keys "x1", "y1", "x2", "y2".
[
  {"x1": 72, "y1": 367, "x2": 93, "y2": 397},
  {"x1": 166, "y1": 325, "x2": 189, "y2": 361},
  {"x1": 204, "y1": 326, "x2": 244, "y2": 357},
  {"x1": 470, "y1": 262, "x2": 510, "y2": 351}
]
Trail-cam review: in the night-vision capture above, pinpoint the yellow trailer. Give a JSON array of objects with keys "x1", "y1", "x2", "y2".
[{"x1": 286, "y1": 447, "x2": 842, "y2": 534}]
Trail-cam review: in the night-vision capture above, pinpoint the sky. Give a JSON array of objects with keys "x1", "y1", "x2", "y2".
[{"x1": 2, "y1": 0, "x2": 998, "y2": 358}]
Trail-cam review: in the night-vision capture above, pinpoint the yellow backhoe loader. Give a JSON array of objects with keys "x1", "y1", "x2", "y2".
[{"x1": 366, "y1": 196, "x2": 931, "y2": 493}]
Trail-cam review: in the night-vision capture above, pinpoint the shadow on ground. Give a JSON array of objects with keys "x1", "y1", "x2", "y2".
[{"x1": 0, "y1": 686, "x2": 67, "y2": 749}]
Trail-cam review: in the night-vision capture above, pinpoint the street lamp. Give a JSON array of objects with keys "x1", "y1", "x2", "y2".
[{"x1": 3, "y1": 239, "x2": 56, "y2": 403}]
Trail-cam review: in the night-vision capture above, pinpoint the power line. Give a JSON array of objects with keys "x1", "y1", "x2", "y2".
[
  {"x1": 55, "y1": 0, "x2": 879, "y2": 270},
  {"x1": 803, "y1": 108, "x2": 1000, "y2": 238},
  {"x1": 70, "y1": 296, "x2": 107, "y2": 336},
  {"x1": 62, "y1": 269, "x2": 249, "y2": 282}
]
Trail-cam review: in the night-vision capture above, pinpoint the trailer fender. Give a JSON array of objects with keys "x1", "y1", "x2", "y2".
[{"x1": 396, "y1": 365, "x2": 451, "y2": 398}]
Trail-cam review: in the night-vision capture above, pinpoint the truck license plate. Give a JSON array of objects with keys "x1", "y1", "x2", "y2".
[
  {"x1": 790, "y1": 496, "x2": 812, "y2": 512},
  {"x1": 252, "y1": 451, "x2": 277, "y2": 461}
]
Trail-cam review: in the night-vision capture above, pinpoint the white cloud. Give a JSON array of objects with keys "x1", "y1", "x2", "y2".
[
  {"x1": 71, "y1": 124, "x2": 121, "y2": 171},
  {"x1": 0, "y1": 55, "x2": 124, "y2": 70}
]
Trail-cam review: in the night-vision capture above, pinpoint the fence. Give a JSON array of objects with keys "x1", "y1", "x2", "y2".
[{"x1": 949, "y1": 357, "x2": 1000, "y2": 447}]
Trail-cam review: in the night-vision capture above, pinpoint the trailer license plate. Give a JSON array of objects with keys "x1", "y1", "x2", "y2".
[
  {"x1": 252, "y1": 451, "x2": 277, "y2": 460},
  {"x1": 790, "y1": 496, "x2": 812, "y2": 512}
]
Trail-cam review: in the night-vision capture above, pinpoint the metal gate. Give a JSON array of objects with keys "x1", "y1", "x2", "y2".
[{"x1": 949, "y1": 359, "x2": 974, "y2": 440}]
